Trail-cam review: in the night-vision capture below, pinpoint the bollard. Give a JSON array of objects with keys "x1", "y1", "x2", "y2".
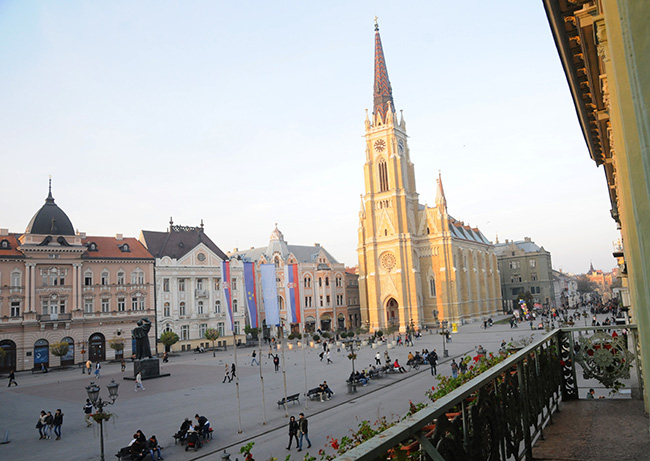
[{"x1": 221, "y1": 449, "x2": 231, "y2": 460}]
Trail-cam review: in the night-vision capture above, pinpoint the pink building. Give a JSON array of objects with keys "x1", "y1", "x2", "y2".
[{"x1": 0, "y1": 185, "x2": 155, "y2": 372}]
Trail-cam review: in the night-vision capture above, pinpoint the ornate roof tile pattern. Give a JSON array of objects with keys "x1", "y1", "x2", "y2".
[{"x1": 373, "y1": 22, "x2": 394, "y2": 123}]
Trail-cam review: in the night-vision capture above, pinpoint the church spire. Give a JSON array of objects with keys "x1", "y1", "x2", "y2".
[
  {"x1": 373, "y1": 18, "x2": 394, "y2": 123},
  {"x1": 436, "y1": 171, "x2": 447, "y2": 210}
]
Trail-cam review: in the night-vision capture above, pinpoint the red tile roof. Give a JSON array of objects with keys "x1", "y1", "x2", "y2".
[
  {"x1": 81, "y1": 236, "x2": 153, "y2": 260},
  {"x1": 0, "y1": 234, "x2": 24, "y2": 258}
]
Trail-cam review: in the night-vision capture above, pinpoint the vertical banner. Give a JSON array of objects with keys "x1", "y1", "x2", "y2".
[
  {"x1": 260, "y1": 263, "x2": 280, "y2": 326},
  {"x1": 285, "y1": 263, "x2": 301, "y2": 324},
  {"x1": 243, "y1": 262, "x2": 258, "y2": 329},
  {"x1": 222, "y1": 260, "x2": 234, "y2": 331}
]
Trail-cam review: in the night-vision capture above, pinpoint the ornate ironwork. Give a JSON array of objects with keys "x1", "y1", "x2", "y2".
[
  {"x1": 575, "y1": 330, "x2": 634, "y2": 389},
  {"x1": 559, "y1": 330, "x2": 578, "y2": 399}
]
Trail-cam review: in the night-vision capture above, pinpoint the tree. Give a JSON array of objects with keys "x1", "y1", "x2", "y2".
[
  {"x1": 244, "y1": 325, "x2": 260, "y2": 340},
  {"x1": 109, "y1": 338, "x2": 125, "y2": 358},
  {"x1": 577, "y1": 275, "x2": 597, "y2": 293},
  {"x1": 517, "y1": 291, "x2": 535, "y2": 310},
  {"x1": 159, "y1": 331, "x2": 180, "y2": 353},
  {"x1": 50, "y1": 341, "x2": 70, "y2": 363},
  {"x1": 204, "y1": 328, "x2": 220, "y2": 357}
]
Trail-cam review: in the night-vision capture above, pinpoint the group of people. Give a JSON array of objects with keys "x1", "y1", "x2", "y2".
[
  {"x1": 118, "y1": 430, "x2": 163, "y2": 460},
  {"x1": 85, "y1": 360, "x2": 102, "y2": 378},
  {"x1": 222, "y1": 363, "x2": 237, "y2": 382},
  {"x1": 36, "y1": 409, "x2": 64, "y2": 440},
  {"x1": 286, "y1": 413, "x2": 311, "y2": 452}
]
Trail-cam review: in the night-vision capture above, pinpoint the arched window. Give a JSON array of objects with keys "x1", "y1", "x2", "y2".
[
  {"x1": 198, "y1": 300, "x2": 204, "y2": 314},
  {"x1": 232, "y1": 299, "x2": 238, "y2": 312},
  {"x1": 378, "y1": 159, "x2": 389, "y2": 192},
  {"x1": 318, "y1": 277, "x2": 322, "y2": 288},
  {"x1": 165, "y1": 324, "x2": 172, "y2": 332},
  {"x1": 163, "y1": 302, "x2": 170, "y2": 317},
  {"x1": 429, "y1": 276, "x2": 436, "y2": 297},
  {"x1": 101, "y1": 270, "x2": 109, "y2": 286},
  {"x1": 325, "y1": 277, "x2": 329, "y2": 287},
  {"x1": 304, "y1": 277, "x2": 311, "y2": 288},
  {"x1": 179, "y1": 302, "x2": 186, "y2": 316},
  {"x1": 215, "y1": 300, "x2": 221, "y2": 313}
]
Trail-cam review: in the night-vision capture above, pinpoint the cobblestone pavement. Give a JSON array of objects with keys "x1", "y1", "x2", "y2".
[{"x1": 0, "y1": 313, "x2": 621, "y2": 460}]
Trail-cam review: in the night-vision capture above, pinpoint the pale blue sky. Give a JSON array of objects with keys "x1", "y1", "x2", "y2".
[{"x1": 0, "y1": 1, "x2": 619, "y2": 274}]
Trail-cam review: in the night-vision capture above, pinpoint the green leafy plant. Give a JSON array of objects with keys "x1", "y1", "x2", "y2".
[
  {"x1": 109, "y1": 338, "x2": 125, "y2": 355},
  {"x1": 204, "y1": 328, "x2": 220, "y2": 356},
  {"x1": 312, "y1": 334, "x2": 320, "y2": 342},
  {"x1": 159, "y1": 331, "x2": 180, "y2": 352},
  {"x1": 50, "y1": 341, "x2": 70, "y2": 359}
]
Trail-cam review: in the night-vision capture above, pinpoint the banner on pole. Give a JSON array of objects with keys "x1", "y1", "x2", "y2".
[
  {"x1": 244, "y1": 262, "x2": 258, "y2": 329},
  {"x1": 285, "y1": 263, "x2": 301, "y2": 324},
  {"x1": 260, "y1": 263, "x2": 280, "y2": 326},
  {"x1": 222, "y1": 260, "x2": 234, "y2": 331}
]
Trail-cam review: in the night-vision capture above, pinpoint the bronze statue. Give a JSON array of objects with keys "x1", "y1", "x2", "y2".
[{"x1": 132, "y1": 318, "x2": 152, "y2": 359}]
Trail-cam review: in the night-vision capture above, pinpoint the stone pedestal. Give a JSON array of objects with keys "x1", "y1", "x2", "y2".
[{"x1": 123, "y1": 357, "x2": 170, "y2": 381}]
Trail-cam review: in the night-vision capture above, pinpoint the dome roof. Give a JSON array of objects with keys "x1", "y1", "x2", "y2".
[
  {"x1": 269, "y1": 223, "x2": 285, "y2": 242},
  {"x1": 26, "y1": 184, "x2": 75, "y2": 236}
]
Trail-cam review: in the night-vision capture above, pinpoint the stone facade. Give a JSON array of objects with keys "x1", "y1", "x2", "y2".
[
  {"x1": 357, "y1": 23, "x2": 501, "y2": 332},
  {"x1": 494, "y1": 238, "x2": 555, "y2": 309},
  {"x1": 0, "y1": 187, "x2": 155, "y2": 372}
]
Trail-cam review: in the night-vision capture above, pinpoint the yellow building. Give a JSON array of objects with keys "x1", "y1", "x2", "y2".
[
  {"x1": 357, "y1": 22, "x2": 502, "y2": 333},
  {"x1": 544, "y1": 0, "x2": 650, "y2": 408}
]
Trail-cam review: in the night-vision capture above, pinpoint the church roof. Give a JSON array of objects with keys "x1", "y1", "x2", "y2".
[
  {"x1": 25, "y1": 182, "x2": 75, "y2": 236},
  {"x1": 448, "y1": 216, "x2": 490, "y2": 244},
  {"x1": 373, "y1": 20, "x2": 394, "y2": 122},
  {"x1": 140, "y1": 223, "x2": 228, "y2": 261}
]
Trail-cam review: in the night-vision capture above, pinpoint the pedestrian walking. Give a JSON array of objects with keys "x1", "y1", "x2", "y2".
[
  {"x1": 121, "y1": 359, "x2": 126, "y2": 372},
  {"x1": 37, "y1": 411, "x2": 47, "y2": 439},
  {"x1": 429, "y1": 349, "x2": 438, "y2": 375},
  {"x1": 44, "y1": 411, "x2": 54, "y2": 439},
  {"x1": 83, "y1": 399, "x2": 93, "y2": 427},
  {"x1": 375, "y1": 352, "x2": 381, "y2": 365},
  {"x1": 222, "y1": 363, "x2": 231, "y2": 383},
  {"x1": 251, "y1": 350, "x2": 259, "y2": 366},
  {"x1": 162, "y1": 352, "x2": 169, "y2": 363},
  {"x1": 231, "y1": 362, "x2": 236, "y2": 379},
  {"x1": 53, "y1": 409, "x2": 64, "y2": 440},
  {"x1": 451, "y1": 359, "x2": 459, "y2": 379},
  {"x1": 134, "y1": 371, "x2": 145, "y2": 391},
  {"x1": 7, "y1": 369, "x2": 17, "y2": 387},
  {"x1": 297, "y1": 413, "x2": 311, "y2": 452},
  {"x1": 94, "y1": 362, "x2": 101, "y2": 378},
  {"x1": 85, "y1": 360, "x2": 92, "y2": 375},
  {"x1": 287, "y1": 415, "x2": 299, "y2": 450},
  {"x1": 326, "y1": 350, "x2": 332, "y2": 364},
  {"x1": 384, "y1": 349, "x2": 390, "y2": 365},
  {"x1": 273, "y1": 355, "x2": 280, "y2": 373}
]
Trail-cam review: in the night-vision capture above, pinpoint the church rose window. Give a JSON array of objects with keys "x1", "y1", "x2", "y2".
[{"x1": 380, "y1": 252, "x2": 396, "y2": 271}]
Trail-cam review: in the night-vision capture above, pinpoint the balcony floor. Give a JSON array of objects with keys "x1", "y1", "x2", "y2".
[{"x1": 533, "y1": 399, "x2": 650, "y2": 460}]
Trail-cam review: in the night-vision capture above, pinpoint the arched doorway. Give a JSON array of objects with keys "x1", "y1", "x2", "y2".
[
  {"x1": 304, "y1": 316, "x2": 316, "y2": 333},
  {"x1": 88, "y1": 333, "x2": 105, "y2": 362},
  {"x1": 337, "y1": 313, "x2": 345, "y2": 330},
  {"x1": 0, "y1": 340, "x2": 17, "y2": 372},
  {"x1": 34, "y1": 339, "x2": 49, "y2": 370},
  {"x1": 320, "y1": 314, "x2": 332, "y2": 332},
  {"x1": 61, "y1": 337, "x2": 75, "y2": 366},
  {"x1": 386, "y1": 298, "x2": 400, "y2": 329}
]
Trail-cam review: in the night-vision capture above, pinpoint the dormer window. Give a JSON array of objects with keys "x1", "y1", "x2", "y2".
[
  {"x1": 120, "y1": 243, "x2": 130, "y2": 252},
  {"x1": 88, "y1": 242, "x2": 97, "y2": 251},
  {"x1": 0, "y1": 239, "x2": 9, "y2": 249}
]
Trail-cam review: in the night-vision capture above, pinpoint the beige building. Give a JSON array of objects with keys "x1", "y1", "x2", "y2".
[
  {"x1": 357, "y1": 23, "x2": 502, "y2": 333},
  {"x1": 494, "y1": 238, "x2": 555, "y2": 311},
  {"x1": 0, "y1": 185, "x2": 155, "y2": 372},
  {"x1": 345, "y1": 268, "x2": 361, "y2": 329},
  {"x1": 230, "y1": 225, "x2": 350, "y2": 333}
]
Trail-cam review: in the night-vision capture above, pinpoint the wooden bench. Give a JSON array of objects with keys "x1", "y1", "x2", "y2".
[
  {"x1": 307, "y1": 387, "x2": 325, "y2": 401},
  {"x1": 277, "y1": 393, "x2": 300, "y2": 408}
]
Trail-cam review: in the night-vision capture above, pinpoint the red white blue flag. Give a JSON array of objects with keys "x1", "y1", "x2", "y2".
[
  {"x1": 285, "y1": 263, "x2": 301, "y2": 324},
  {"x1": 260, "y1": 263, "x2": 280, "y2": 326},
  {"x1": 243, "y1": 262, "x2": 258, "y2": 329},
  {"x1": 222, "y1": 260, "x2": 234, "y2": 331}
]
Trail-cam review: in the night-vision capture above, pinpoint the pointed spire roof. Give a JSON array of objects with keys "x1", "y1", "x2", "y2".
[
  {"x1": 373, "y1": 18, "x2": 394, "y2": 123},
  {"x1": 436, "y1": 171, "x2": 447, "y2": 209}
]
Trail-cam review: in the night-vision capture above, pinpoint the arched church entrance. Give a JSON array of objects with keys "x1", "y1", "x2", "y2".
[
  {"x1": 386, "y1": 298, "x2": 400, "y2": 329},
  {"x1": 0, "y1": 340, "x2": 17, "y2": 372}
]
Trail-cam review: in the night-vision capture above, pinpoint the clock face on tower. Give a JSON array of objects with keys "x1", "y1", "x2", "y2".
[
  {"x1": 374, "y1": 139, "x2": 386, "y2": 153},
  {"x1": 398, "y1": 139, "x2": 405, "y2": 153}
]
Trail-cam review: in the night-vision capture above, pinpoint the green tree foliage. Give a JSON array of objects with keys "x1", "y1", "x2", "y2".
[
  {"x1": 50, "y1": 341, "x2": 70, "y2": 358},
  {"x1": 159, "y1": 330, "x2": 180, "y2": 352},
  {"x1": 109, "y1": 338, "x2": 125, "y2": 352},
  {"x1": 204, "y1": 328, "x2": 220, "y2": 356},
  {"x1": 577, "y1": 275, "x2": 597, "y2": 293}
]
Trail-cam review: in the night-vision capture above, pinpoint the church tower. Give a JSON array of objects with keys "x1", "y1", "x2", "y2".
[{"x1": 358, "y1": 20, "x2": 422, "y2": 333}]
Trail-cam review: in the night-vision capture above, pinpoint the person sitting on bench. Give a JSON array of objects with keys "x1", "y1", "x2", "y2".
[
  {"x1": 321, "y1": 381, "x2": 334, "y2": 399},
  {"x1": 393, "y1": 359, "x2": 407, "y2": 373}
]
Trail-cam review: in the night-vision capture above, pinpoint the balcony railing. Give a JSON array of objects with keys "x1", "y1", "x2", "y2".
[
  {"x1": 38, "y1": 313, "x2": 72, "y2": 322},
  {"x1": 336, "y1": 325, "x2": 641, "y2": 460},
  {"x1": 195, "y1": 289, "x2": 209, "y2": 298}
]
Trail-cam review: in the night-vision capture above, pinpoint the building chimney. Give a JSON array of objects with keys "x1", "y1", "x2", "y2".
[
  {"x1": 116, "y1": 233, "x2": 123, "y2": 241},
  {"x1": 314, "y1": 243, "x2": 320, "y2": 247},
  {"x1": 0, "y1": 228, "x2": 8, "y2": 236}
]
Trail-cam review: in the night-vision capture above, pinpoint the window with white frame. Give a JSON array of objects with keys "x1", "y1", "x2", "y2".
[
  {"x1": 509, "y1": 261, "x2": 520, "y2": 270},
  {"x1": 132, "y1": 297, "x2": 138, "y2": 310},
  {"x1": 101, "y1": 298, "x2": 110, "y2": 312},
  {"x1": 179, "y1": 302, "x2": 186, "y2": 316},
  {"x1": 231, "y1": 278, "x2": 237, "y2": 290},
  {"x1": 234, "y1": 321, "x2": 240, "y2": 335},
  {"x1": 131, "y1": 269, "x2": 144, "y2": 285},
  {"x1": 530, "y1": 259, "x2": 537, "y2": 268},
  {"x1": 214, "y1": 278, "x2": 220, "y2": 290},
  {"x1": 305, "y1": 296, "x2": 312, "y2": 308},
  {"x1": 163, "y1": 278, "x2": 170, "y2": 292},
  {"x1": 10, "y1": 300, "x2": 20, "y2": 317},
  {"x1": 117, "y1": 271, "x2": 125, "y2": 285},
  {"x1": 320, "y1": 295, "x2": 323, "y2": 307},
  {"x1": 164, "y1": 302, "x2": 170, "y2": 317},
  {"x1": 215, "y1": 300, "x2": 221, "y2": 313},
  {"x1": 232, "y1": 299, "x2": 238, "y2": 312},
  {"x1": 180, "y1": 325, "x2": 189, "y2": 341},
  {"x1": 41, "y1": 299, "x2": 49, "y2": 315},
  {"x1": 101, "y1": 270, "x2": 109, "y2": 286},
  {"x1": 84, "y1": 298, "x2": 94, "y2": 313},
  {"x1": 217, "y1": 322, "x2": 225, "y2": 337},
  {"x1": 117, "y1": 297, "x2": 125, "y2": 312},
  {"x1": 531, "y1": 273, "x2": 538, "y2": 281},
  {"x1": 178, "y1": 279, "x2": 185, "y2": 292},
  {"x1": 335, "y1": 276, "x2": 342, "y2": 287},
  {"x1": 199, "y1": 323, "x2": 207, "y2": 337},
  {"x1": 84, "y1": 270, "x2": 93, "y2": 286},
  {"x1": 304, "y1": 276, "x2": 311, "y2": 288},
  {"x1": 336, "y1": 294, "x2": 344, "y2": 306},
  {"x1": 429, "y1": 276, "x2": 436, "y2": 297},
  {"x1": 197, "y1": 301, "x2": 204, "y2": 314},
  {"x1": 196, "y1": 279, "x2": 204, "y2": 290},
  {"x1": 11, "y1": 270, "x2": 21, "y2": 287}
]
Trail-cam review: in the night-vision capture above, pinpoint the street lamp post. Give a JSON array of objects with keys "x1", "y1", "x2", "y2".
[
  {"x1": 86, "y1": 379, "x2": 120, "y2": 461},
  {"x1": 344, "y1": 339, "x2": 361, "y2": 394},
  {"x1": 441, "y1": 320, "x2": 449, "y2": 358},
  {"x1": 78, "y1": 341, "x2": 87, "y2": 374}
]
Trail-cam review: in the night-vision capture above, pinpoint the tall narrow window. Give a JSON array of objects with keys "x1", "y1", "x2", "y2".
[
  {"x1": 378, "y1": 159, "x2": 389, "y2": 192},
  {"x1": 429, "y1": 277, "x2": 436, "y2": 297}
]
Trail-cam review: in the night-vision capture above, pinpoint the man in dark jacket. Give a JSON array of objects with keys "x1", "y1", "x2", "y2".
[
  {"x1": 53, "y1": 409, "x2": 64, "y2": 440},
  {"x1": 297, "y1": 413, "x2": 311, "y2": 451},
  {"x1": 195, "y1": 414, "x2": 210, "y2": 439}
]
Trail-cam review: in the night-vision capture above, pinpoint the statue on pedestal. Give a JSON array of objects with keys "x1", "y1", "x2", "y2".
[{"x1": 132, "y1": 318, "x2": 152, "y2": 359}]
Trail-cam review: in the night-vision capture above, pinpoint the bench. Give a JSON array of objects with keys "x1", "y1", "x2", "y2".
[{"x1": 277, "y1": 393, "x2": 300, "y2": 408}]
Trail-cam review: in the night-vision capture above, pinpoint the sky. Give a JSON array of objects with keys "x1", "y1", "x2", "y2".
[{"x1": 0, "y1": 1, "x2": 620, "y2": 275}]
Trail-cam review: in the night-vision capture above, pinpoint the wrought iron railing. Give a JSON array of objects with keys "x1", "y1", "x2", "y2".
[{"x1": 336, "y1": 325, "x2": 640, "y2": 460}]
